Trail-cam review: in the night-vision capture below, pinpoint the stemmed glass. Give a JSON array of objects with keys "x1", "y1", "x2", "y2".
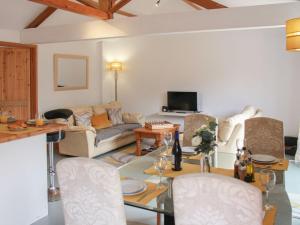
[
  {"x1": 260, "y1": 169, "x2": 276, "y2": 210},
  {"x1": 154, "y1": 156, "x2": 168, "y2": 189},
  {"x1": 163, "y1": 131, "x2": 173, "y2": 152}
]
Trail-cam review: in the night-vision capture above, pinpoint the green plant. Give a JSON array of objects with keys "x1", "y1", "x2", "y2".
[{"x1": 192, "y1": 121, "x2": 218, "y2": 154}]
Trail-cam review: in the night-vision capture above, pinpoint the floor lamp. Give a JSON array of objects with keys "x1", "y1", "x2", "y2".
[{"x1": 108, "y1": 61, "x2": 123, "y2": 101}]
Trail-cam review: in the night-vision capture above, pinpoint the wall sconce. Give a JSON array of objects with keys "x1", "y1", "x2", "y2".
[
  {"x1": 107, "y1": 61, "x2": 123, "y2": 101},
  {"x1": 286, "y1": 18, "x2": 300, "y2": 51}
]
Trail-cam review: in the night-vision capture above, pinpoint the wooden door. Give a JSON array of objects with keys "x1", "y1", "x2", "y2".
[{"x1": 0, "y1": 47, "x2": 31, "y2": 120}]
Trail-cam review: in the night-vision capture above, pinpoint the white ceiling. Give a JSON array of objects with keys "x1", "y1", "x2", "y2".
[{"x1": 0, "y1": 0, "x2": 298, "y2": 31}]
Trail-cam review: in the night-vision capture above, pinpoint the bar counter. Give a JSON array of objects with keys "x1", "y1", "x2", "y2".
[{"x1": 0, "y1": 122, "x2": 67, "y2": 225}]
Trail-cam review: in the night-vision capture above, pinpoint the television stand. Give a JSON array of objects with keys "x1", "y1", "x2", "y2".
[{"x1": 158, "y1": 111, "x2": 202, "y2": 117}]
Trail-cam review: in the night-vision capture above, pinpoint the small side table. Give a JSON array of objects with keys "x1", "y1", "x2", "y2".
[{"x1": 134, "y1": 125, "x2": 179, "y2": 156}]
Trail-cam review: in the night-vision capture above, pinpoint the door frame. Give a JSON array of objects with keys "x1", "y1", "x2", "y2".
[{"x1": 0, "y1": 41, "x2": 37, "y2": 119}]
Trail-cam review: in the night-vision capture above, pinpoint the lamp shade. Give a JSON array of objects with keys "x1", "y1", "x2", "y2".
[
  {"x1": 286, "y1": 18, "x2": 300, "y2": 51},
  {"x1": 108, "y1": 61, "x2": 123, "y2": 71}
]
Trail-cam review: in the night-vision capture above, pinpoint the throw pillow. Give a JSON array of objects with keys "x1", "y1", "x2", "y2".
[
  {"x1": 74, "y1": 111, "x2": 93, "y2": 127},
  {"x1": 91, "y1": 113, "x2": 112, "y2": 129},
  {"x1": 107, "y1": 108, "x2": 124, "y2": 125},
  {"x1": 122, "y1": 112, "x2": 145, "y2": 124}
]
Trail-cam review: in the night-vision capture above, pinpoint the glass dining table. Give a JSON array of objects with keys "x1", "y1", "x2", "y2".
[{"x1": 119, "y1": 147, "x2": 292, "y2": 225}]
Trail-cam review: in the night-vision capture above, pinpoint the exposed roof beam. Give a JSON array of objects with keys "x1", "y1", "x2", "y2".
[
  {"x1": 25, "y1": 6, "x2": 57, "y2": 29},
  {"x1": 186, "y1": 0, "x2": 226, "y2": 9},
  {"x1": 29, "y1": 0, "x2": 109, "y2": 19},
  {"x1": 116, "y1": 9, "x2": 136, "y2": 17},
  {"x1": 76, "y1": 0, "x2": 99, "y2": 8},
  {"x1": 99, "y1": 0, "x2": 113, "y2": 19},
  {"x1": 182, "y1": 0, "x2": 202, "y2": 10},
  {"x1": 110, "y1": 0, "x2": 132, "y2": 13}
]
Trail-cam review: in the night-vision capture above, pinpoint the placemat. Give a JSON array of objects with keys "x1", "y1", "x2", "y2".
[
  {"x1": 123, "y1": 182, "x2": 167, "y2": 205},
  {"x1": 254, "y1": 159, "x2": 289, "y2": 171},
  {"x1": 144, "y1": 163, "x2": 265, "y2": 191},
  {"x1": 263, "y1": 207, "x2": 277, "y2": 225},
  {"x1": 0, "y1": 124, "x2": 43, "y2": 135}
]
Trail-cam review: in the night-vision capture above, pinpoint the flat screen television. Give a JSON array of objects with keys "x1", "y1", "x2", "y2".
[{"x1": 167, "y1": 91, "x2": 197, "y2": 112}]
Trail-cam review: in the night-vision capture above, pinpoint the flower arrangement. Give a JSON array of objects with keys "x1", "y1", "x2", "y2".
[{"x1": 192, "y1": 121, "x2": 218, "y2": 154}]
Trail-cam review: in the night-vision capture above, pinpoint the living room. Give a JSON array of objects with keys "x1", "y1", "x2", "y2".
[{"x1": 0, "y1": 0, "x2": 300, "y2": 225}]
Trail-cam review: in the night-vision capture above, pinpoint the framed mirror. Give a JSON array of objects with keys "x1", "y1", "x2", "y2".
[{"x1": 54, "y1": 54, "x2": 89, "y2": 91}]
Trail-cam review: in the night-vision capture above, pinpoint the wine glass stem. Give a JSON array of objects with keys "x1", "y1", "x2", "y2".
[
  {"x1": 159, "y1": 171, "x2": 162, "y2": 188},
  {"x1": 266, "y1": 189, "x2": 269, "y2": 206}
]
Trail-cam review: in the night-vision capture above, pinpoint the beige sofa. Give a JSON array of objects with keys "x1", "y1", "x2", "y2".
[
  {"x1": 59, "y1": 102, "x2": 145, "y2": 158},
  {"x1": 217, "y1": 106, "x2": 262, "y2": 153}
]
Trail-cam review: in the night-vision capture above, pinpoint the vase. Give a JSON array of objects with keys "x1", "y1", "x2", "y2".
[{"x1": 199, "y1": 153, "x2": 211, "y2": 173}]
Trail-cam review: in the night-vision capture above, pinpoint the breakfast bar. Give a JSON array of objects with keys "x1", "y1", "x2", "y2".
[{"x1": 0, "y1": 123, "x2": 66, "y2": 225}]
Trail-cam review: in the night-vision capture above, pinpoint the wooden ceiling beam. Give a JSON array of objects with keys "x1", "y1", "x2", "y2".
[
  {"x1": 110, "y1": 0, "x2": 132, "y2": 13},
  {"x1": 76, "y1": 0, "x2": 99, "y2": 8},
  {"x1": 182, "y1": 0, "x2": 202, "y2": 10},
  {"x1": 186, "y1": 0, "x2": 226, "y2": 9},
  {"x1": 25, "y1": 6, "x2": 57, "y2": 29},
  {"x1": 29, "y1": 0, "x2": 109, "y2": 19}
]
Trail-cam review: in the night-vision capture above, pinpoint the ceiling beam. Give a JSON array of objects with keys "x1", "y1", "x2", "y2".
[
  {"x1": 25, "y1": 7, "x2": 57, "y2": 29},
  {"x1": 186, "y1": 0, "x2": 226, "y2": 9},
  {"x1": 182, "y1": 0, "x2": 202, "y2": 10},
  {"x1": 110, "y1": 0, "x2": 132, "y2": 13},
  {"x1": 99, "y1": 0, "x2": 113, "y2": 19},
  {"x1": 116, "y1": 9, "x2": 136, "y2": 17},
  {"x1": 76, "y1": 0, "x2": 99, "y2": 8},
  {"x1": 29, "y1": 0, "x2": 109, "y2": 19}
]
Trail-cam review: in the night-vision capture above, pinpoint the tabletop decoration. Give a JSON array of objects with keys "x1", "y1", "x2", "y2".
[{"x1": 192, "y1": 121, "x2": 218, "y2": 172}]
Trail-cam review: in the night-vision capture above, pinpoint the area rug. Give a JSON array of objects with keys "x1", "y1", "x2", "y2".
[{"x1": 97, "y1": 144, "x2": 138, "y2": 167}]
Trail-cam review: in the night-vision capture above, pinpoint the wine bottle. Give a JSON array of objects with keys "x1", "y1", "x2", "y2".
[
  {"x1": 234, "y1": 149, "x2": 241, "y2": 179},
  {"x1": 172, "y1": 130, "x2": 182, "y2": 171}
]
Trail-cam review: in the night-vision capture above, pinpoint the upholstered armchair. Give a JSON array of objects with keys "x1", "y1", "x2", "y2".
[
  {"x1": 57, "y1": 157, "x2": 127, "y2": 225},
  {"x1": 173, "y1": 173, "x2": 264, "y2": 225}
]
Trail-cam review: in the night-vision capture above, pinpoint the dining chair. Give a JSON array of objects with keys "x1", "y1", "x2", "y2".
[
  {"x1": 183, "y1": 114, "x2": 217, "y2": 146},
  {"x1": 245, "y1": 117, "x2": 284, "y2": 158},
  {"x1": 57, "y1": 157, "x2": 127, "y2": 225},
  {"x1": 173, "y1": 173, "x2": 264, "y2": 225}
]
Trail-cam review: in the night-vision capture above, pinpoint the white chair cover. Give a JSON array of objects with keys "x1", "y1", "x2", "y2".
[
  {"x1": 173, "y1": 173, "x2": 263, "y2": 225},
  {"x1": 57, "y1": 157, "x2": 127, "y2": 225}
]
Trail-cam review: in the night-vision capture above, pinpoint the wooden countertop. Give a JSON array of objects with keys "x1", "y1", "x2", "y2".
[{"x1": 0, "y1": 123, "x2": 67, "y2": 144}]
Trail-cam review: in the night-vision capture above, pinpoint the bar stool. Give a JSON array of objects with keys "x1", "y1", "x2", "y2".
[{"x1": 44, "y1": 109, "x2": 73, "y2": 202}]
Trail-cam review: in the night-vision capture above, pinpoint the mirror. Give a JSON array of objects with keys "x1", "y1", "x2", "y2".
[{"x1": 54, "y1": 54, "x2": 89, "y2": 91}]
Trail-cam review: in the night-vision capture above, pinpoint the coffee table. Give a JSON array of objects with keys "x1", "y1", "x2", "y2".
[{"x1": 134, "y1": 125, "x2": 179, "y2": 156}]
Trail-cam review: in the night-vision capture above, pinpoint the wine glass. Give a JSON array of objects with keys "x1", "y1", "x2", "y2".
[
  {"x1": 154, "y1": 156, "x2": 168, "y2": 189},
  {"x1": 236, "y1": 138, "x2": 244, "y2": 150},
  {"x1": 164, "y1": 131, "x2": 173, "y2": 151},
  {"x1": 260, "y1": 169, "x2": 276, "y2": 210}
]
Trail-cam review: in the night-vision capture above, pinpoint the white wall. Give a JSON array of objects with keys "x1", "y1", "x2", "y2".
[
  {"x1": 0, "y1": 29, "x2": 20, "y2": 42},
  {"x1": 102, "y1": 27, "x2": 300, "y2": 136},
  {"x1": 38, "y1": 41, "x2": 103, "y2": 112}
]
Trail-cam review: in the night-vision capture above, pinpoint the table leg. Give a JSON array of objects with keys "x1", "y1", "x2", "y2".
[{"x1": 135, "y1": 133, "x2": 142, "y2": 156}]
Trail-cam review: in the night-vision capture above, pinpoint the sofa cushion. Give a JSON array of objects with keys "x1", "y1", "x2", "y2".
[
  {"x1": 107, "y1": 108, "x2": 124, "y2": 125},
  {"x1": 95, "y1": 127, "x2": 123, "y2": 146},
  {"x1": 91, "y1": 113, "x2": 112, "y2": 129},
  {"x1": 113, "y1": 123, "x2": 142, "y2": 132},
  {"x1": 69, "y1": 106, "x2": 93, "y2": 126},
  {"x1": 93, "y1": 101, "x2": 122, "y2": 115},
  {"x1": 74, "y1": 111, "x2": 93, "y2": 127},
  {"x1": 122, "y1": 112, "x2": 144, "y2": 124}
]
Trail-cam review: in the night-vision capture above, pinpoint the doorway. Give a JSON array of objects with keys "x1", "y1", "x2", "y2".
[{"x1": 0, "y1": 41, "x2": 37, "y2": 120}]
